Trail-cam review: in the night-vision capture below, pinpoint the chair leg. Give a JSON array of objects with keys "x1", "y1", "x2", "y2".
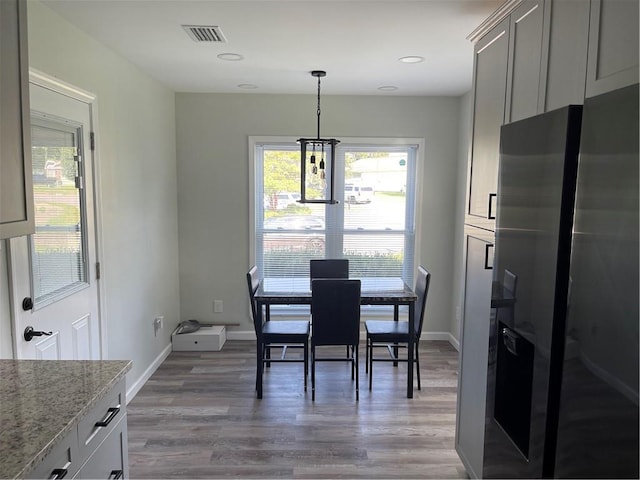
[
  {"x1": 365, "y1": 335, "x2": 369, "y2": 373},
  {"x1": 393, "y1": 342, "x2": 399, "y2": 367},
  {"x1": 355, "y1": 345, "x2": 359, "y2": 401},
  {"x1": 369, "y1": 339, "x2": 373, "y2": 391},
  {"x1": 311, "y1": 345, "x2": 316, "y2": 401},
  {"x1": 304, "y1": 341, "x2": 308, "y2": 391},
  {"x1": 256, "y1": 342, "x2": 263, "y2": 399},
  {"x1": 415, "y1": 342, "x2": 421, "y2": 390},
  {"x1": 351, "y1": 344, "x2": 355, "y2": 380}
]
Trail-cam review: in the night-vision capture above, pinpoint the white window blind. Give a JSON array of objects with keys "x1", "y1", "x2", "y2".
[
  {"x1": 30, "y1": 120, "x2": 88, "y2": 306},
  {"x1": 252, "y1": 139, "x2": 419, "y2": 290}
]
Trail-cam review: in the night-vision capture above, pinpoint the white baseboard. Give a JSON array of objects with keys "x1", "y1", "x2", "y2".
[
  {"x1": 126, "y1": 342, "x2": 172, "y2": 403},
  {"x1": 226, "y1": 330, "x2": 256, "y2": 341},
  {"x1": 447, "y1": 332, "x2": 460, "y2": 351}
]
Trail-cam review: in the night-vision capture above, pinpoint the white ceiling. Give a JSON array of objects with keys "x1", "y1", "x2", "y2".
[{"x1": 40, "y1": 0, "x2": 502, "y2": 96}]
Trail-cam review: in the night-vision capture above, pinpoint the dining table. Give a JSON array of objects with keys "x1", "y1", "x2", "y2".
[{"x1": 254, "y1": 276, "x2": 418, "y2": 398}]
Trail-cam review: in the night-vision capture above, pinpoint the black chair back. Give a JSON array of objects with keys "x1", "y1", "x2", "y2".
[
  {"x1": 311, "y1": 279, "x2": 361, "y2": 346},
  {"x1": 310, "y1": 259, "x2": 349, "y2": 285},
  {"x1": 413, "y1": 266, "x2": 431, "y2": 337},
  {"x1": 246, "y1": 266, "x2": 261, "y2": 334}
]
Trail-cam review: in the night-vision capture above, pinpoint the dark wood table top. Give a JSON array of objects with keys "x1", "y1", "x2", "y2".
[{"x1": 256, "y1": 276, "x2": 417, "y2": 305}]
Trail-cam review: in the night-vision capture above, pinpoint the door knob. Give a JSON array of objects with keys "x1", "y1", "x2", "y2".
[
  {"x1": 24, "y1": 326, "x2": 52, "y2": 342},
  {"x1": 22, "y1": 297, "x2": 33, "y2": 311}
]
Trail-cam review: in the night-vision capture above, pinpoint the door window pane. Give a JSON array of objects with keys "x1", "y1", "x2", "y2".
[{"x1": 30, "y1": 120, "x2": 87, "y2": 305}]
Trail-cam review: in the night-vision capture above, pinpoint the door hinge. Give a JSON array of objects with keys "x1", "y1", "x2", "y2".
[
  {"x1": 90, "y1": 132, "x2": 95, "y2": 151},
  {"x1": 74, "y1": 155, "x2": 84, "y2": 189},
  {"x1": 96, "y1": 262, "x2": 101, "y2": 280}
]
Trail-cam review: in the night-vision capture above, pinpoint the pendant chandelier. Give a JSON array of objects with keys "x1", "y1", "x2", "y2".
[{"x1": 298, "y1": 70, "x2": 340, "y2": 204}]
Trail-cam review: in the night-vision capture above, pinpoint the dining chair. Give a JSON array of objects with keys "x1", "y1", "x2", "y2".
[
  {"x1": 310, "y1": 278, "x2": 361, "y2": 401},
  {"x1": 310, "y1": 258, "x2": 350, "y2": 357},
  {"x1": 246, "y1": 266, "x2": 310, "y2": 398},
  {"x1": 365, "y1": 266, "x2": 430, "y2": 391}
]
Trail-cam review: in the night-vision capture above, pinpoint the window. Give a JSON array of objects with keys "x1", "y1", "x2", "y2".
[
  {"x1": 250, "y1": 137, "x2": 422, "y2": 292},
  {"x1": 30, "y1": 117, "x2": 89, "y2": 307}
]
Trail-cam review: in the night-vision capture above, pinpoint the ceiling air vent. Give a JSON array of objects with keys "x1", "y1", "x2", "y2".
[{"x1": 182, "y1": 25, "x2": 227, "y2": 43}]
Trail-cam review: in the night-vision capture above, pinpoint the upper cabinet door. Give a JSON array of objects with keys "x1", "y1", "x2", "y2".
[
  {"x1": 505, "y1": 0, "x2": 545, "y2": 123},
  {"x1": 0, "y1": 0, "x2": 34, "y2": 239},
  {"x1": 586, "y1": 0, "x2": 639, "y2": 97},
  {"x1": 468, "y1": 18, "x2": 510, "y2": 224},
  {"x1": 544, "y1": 0, "x2": 590, "y2": 111}
]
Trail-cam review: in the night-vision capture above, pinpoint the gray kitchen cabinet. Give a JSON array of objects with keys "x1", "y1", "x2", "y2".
[
  {"x1": 505, "y1": 0, "x2": 545, "y2": 123},
  {"x1": 26, "y1": 429, "x2": 81, "y2": 480},
  {"x1": 543, "y1": 0, "x2": 590, "y2": 111},
  {"x1": 467, "y1": 0, "x2": 546, "y2": 228},
  {"x1": 457, "y1": 0, "x2": 638, "y2": 477},
  {"x1": 0, "y1": 0, "x2": 35, "y2": 239},
  {"x1": 6, "y1": 363, "x2": 133, "y2": 480},
  {"x1": 76, "y1": 417, "x2": 128, "y2": 479},
  {"x1": 585, "y1": 0, "x2": 639, "y2": 97},
  {"x1": 455, "y1": 227, "x2": 494, "y2": 479},
  {"x1": 75, "y1": 377, "x2": 129, "y2": 479},
  {"x1": 28, "y1": 378, "x2": 129, "y2": 479},
  {"x1": 466, "y1": 18, "x2": 510, "y2": 227}
]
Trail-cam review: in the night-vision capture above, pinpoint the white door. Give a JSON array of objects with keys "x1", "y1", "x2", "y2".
[{"x1": 8, "y1": 80, "x2": 101, "y2": 360}]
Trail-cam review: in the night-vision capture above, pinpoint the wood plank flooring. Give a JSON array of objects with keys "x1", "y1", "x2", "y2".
[{"x1": 127, "y1": 340, "x2": 468, "y2": 479}]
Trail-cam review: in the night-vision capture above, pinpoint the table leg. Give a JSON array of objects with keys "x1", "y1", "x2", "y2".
[{"x1": 407, "y1": 301, "x2": 414, "y2": 399}]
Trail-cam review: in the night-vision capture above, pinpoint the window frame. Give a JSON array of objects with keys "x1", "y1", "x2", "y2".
[{"x1": 249, "y1": 136, "x2": 425, "y2": 314}]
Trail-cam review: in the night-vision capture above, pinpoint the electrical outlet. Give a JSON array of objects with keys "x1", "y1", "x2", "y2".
[
  {"x1": 214, "y1": 300, "x2": 223, "y2": 313},
  {"x1": 154, "y1": 316, "x2": 164, "y2": 336}
]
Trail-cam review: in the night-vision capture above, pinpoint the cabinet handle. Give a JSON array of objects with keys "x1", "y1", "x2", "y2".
[
  {"x1": 109, "y1": 470, "x2": 124, "y2": 479},
  {"x1": 484, "y1": 244, "x2": 494, "y2": 270},
  {"x1": 95, "y1": 406, "x2": 120, "y2": 427},
  {"x1": 49, "y1": 468, "x2": 67, "y2": 479},
  {"x1": 488, "y1": 193, "x2": 497, "y2": 219}
]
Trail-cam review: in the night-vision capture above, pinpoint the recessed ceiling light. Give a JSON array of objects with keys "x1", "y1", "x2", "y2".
[
  {"x1": 378, "y1": 86, "x2": 398, "y2": 92},
  {"x1": 238, "y1": 84, "x2": 258, "y2": 90},
  {"x1": 399, "y1": 56, "x2": 424, "y2": 64},
  {"x1": 217, "y1": 53, "x2": 244, "y2": 61}
]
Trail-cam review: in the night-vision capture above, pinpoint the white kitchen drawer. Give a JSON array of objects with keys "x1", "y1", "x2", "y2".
[
  {"x1": 76, "y1": 416, "x2": 128, "y2": 480},
  {"x1": 77, "y1": 378, "x2": 125, "y2": 461},
  {"x1": 27, "y1": 428, "x2": 79, "y2": 480}
]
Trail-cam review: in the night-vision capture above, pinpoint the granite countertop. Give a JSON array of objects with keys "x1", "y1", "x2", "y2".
[{"x1": 0, "y1": 359, "x2": 132, "y2": 479}]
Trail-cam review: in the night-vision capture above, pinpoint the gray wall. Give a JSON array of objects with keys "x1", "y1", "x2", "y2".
[{"x1": 175, "y1": 93, "x2": 464, "y2": 339}]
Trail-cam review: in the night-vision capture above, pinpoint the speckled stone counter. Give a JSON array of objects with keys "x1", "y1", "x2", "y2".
[{"x1": 0, "y1": 359, "x2": 131, "y2": 479}]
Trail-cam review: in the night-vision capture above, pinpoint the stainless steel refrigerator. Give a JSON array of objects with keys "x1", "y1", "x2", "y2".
[{"x1": 482, "y1": 83, "x2": 639, "y2": 478}]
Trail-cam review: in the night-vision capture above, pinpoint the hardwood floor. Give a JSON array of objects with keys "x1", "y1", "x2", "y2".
[{"x1": 127, "y1": 340, "x2": 468, "y2": 479}]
